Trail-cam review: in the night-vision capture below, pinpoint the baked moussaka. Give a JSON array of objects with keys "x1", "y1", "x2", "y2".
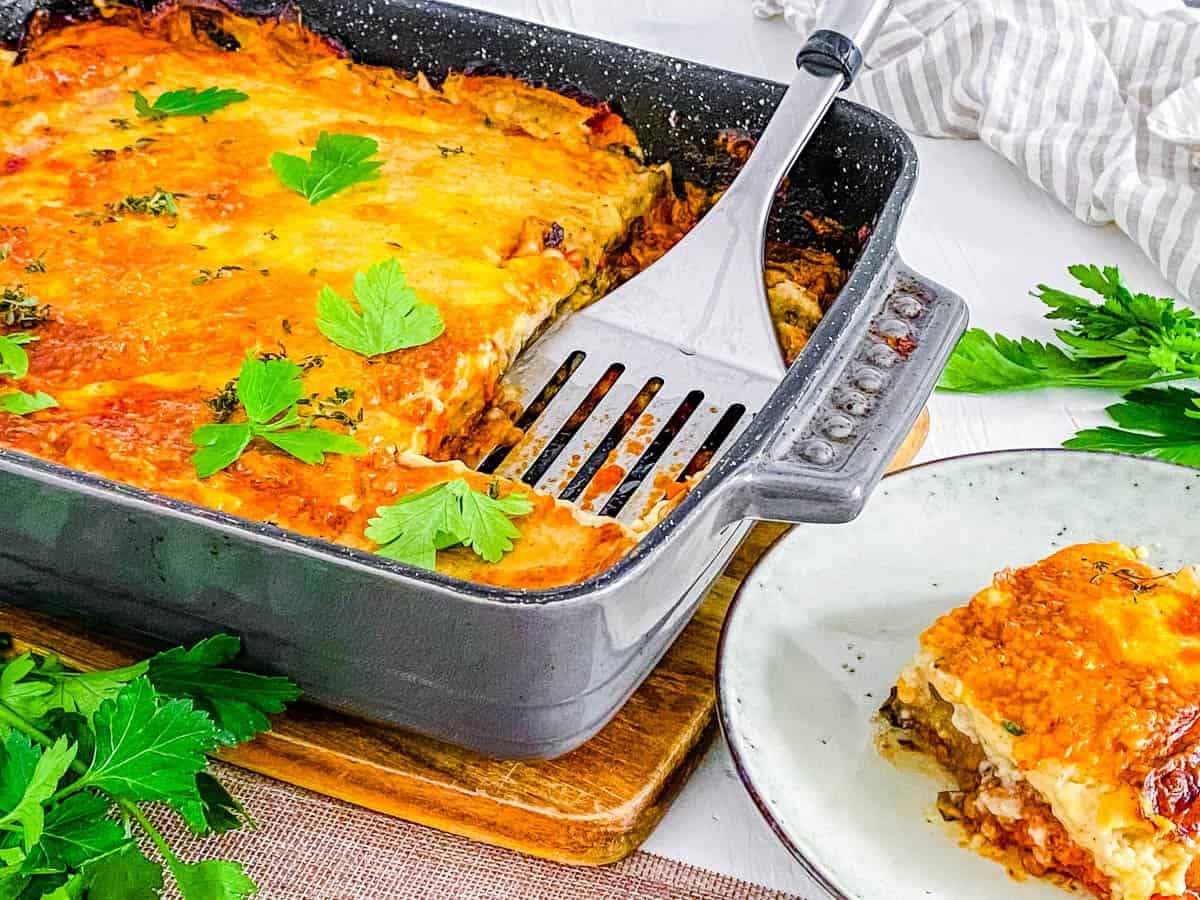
[
  {"x1": 0, "y1": 4, "x2": 844, "y2": 588},
  {"x1": 883, "y1": 543, "x2": 1200, "y2": 900}
]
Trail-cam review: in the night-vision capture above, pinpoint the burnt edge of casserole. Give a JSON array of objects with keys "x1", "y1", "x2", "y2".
[{"x1": 0, "y1": 0, "x2": 920, "y2": 605}]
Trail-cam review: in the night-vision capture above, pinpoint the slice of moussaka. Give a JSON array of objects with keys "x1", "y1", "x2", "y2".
[{"x1": 883, "y1": 543, "x2": 1200, "y2": 900}]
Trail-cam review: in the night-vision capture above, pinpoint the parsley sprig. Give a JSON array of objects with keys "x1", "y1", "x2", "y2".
[
  {"x1": 0, "y1": 633, "x2": 299, "y2": 898},
  {"x1": 271, "y1": 133, "x2": 383, "y2": 205},
  {"x1": 317, "y1": 259, "x2": 443, "y2": 357},
  {"x1": 1065, "y1": 386, "x2": 1200, "y2": 466},
  {"x1": 191, "y1": 356, "x2": 365, "y2": 478},
  {"x1": 133, "y1": 87, "x2": 248, "y2": 120},
  {"x1": 940, "y1": 265, "x2": 1200, "y2": 469},
  {"x1": 939, "y1": 265, "x2": 1200, "y2": 393},
  {"x1": 366, "y1": 478, "x2": 534, "y2": 569}
]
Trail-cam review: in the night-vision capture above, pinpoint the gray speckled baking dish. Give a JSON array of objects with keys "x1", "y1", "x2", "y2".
[{"x1": 0, "y1": 0, "x2": 967, "y2": 758}]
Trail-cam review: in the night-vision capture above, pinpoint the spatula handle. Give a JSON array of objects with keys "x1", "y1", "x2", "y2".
[
  {"x1": 721, "y1": 0, "x2": 891, "y2": 229},
  {"x1": 666, "y1": 0, "x2": 891, "y2": 381},
  {"x1": 586, "y1": 2, "x2": 891, "y2": 383}
]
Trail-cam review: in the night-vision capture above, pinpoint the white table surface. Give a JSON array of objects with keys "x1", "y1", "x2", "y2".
[{"x1": 461, "y1": 2, "x2": 1182, "y2": 895}]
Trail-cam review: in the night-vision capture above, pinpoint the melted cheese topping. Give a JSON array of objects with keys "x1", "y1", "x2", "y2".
[
  {"x1": 0, "y1": 7, "x2": 670, "y2": 587},
  {"x1": 898, "y1": 543, "x2": 1200, "y2": 900}
]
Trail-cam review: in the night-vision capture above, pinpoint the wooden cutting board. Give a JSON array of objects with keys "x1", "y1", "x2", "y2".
[{"x1": 0, "y1": 410, "x2": 928, "y2": 867}]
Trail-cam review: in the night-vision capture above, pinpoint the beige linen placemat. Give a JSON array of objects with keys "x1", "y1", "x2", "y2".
[{"x1": 154, "y1": 763, "x2": 803, "y2": 899}]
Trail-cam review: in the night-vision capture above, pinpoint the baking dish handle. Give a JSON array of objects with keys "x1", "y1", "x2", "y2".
[{"x1": 724, "y1": 253, "x2": 968, "y2": 525}]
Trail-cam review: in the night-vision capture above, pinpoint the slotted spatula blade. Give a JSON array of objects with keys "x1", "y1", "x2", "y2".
[{"x1": 482, "y1": 310, "x2": 773, "y2": 523}]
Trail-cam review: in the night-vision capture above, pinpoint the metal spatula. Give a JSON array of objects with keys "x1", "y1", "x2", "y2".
[{"x1": 480, "y1": 2, "x2": 891, "y2": 524}]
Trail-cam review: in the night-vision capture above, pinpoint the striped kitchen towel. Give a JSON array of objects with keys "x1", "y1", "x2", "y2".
[{"x1": 754, "y1": 0, "x2": 1200, "y2": 302}]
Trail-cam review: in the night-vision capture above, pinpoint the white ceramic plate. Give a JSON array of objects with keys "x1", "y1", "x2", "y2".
[{"x1": 717, "y1": 449, "x2": 1200, "y2": 900}]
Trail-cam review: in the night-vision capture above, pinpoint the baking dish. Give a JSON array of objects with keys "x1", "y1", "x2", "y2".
[{"x1": 0, "y1": 0, "x2": 967, "y2": 758}]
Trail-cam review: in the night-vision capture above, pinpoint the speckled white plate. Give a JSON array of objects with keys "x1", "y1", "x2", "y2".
[{"x1": 717, "y1": 449, "x2": 1200, "y2": 900}]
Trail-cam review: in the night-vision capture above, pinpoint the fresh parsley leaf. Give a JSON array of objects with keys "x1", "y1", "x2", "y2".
[
  {"x1": 152, "y1": 635, "x2": 236, "y2": 672},
  {"x1": 943, "y1": 265, "x2": 1200, "y2": 466},
  {"x1": 148, "y1": 635, "x2": 300, "y2": 746},
  {"x1": 0, "y1": 656, "x2": 57, "y2": 723},
  {"x1": 0, "y1": 855, "x2": 30, "y2": 897},
  {"x1": 0, "y1": 392, "x2": 57, "y2": 416},
  {"x1": 1002, "y1": 719, "x2": 1024, "y2": 736},
  {"x1": 1115, "y1": 385, "x2": 1200, "y2": 429},
  {"x1": 1064, "y1": 386, "x2": 1200, "y2": 467},
  {"x1": 0, "y1": 736, "x2": 76, "y2": 849},
  {"x1": 937, "y1": 329, "x2": 1160, "y2": 392},
  {"x1": 236, "y1": 357, "x2": 304, "y2": 423},
  {"x1": 169, "y1": 858, "x2": 258, "y2": 900},
  {"x1": 74, "y1": 677, "x2": 218, "y2": 806},
  {"x1": 2, "y1": 635, "x2": 295, "y2": 746},
  {"x1": 366, "y1": 478, "x2": 533, "y2": 568},
  {"x1": 34, "y1": 842, "x2": 165, "y2": 899},
  {"x1": 178, "y1": 773, "x2": 252, "y2": 836},
  {"x1": 29, "y1": 655, "x2": 145, "y2": 722},
  {"x1": 132, "y1": 87, "x2": 248, "y2": 120},
  {"x1": 35, "y1": 711, "x2": 94, "y2": 772},
  {"x1": 271, "y1": 132, "x2": 383, "y2": 205},
  {"x1": 364, "y1": 482, "x2": 462, "y2": 570},
  {"x1": 0, "y1": 732, "x2": 41, "y2": 815},
  {"x1": 939, "y1": 266, "x2": 1200, "y2": 393},
  {"x1": 0, "y1": 636, "x2": 292, "y2": 900},
  {"x1": 254, "y1": 427, "x2": 366, "y2": 466},
  {"x1": 36, "y1": 875, "x2": 80, "y2": 900},
  {"x1": 1040, "y1": 265, "x2": 1196, "y2": 346},
  {"x1": 192, "y1": 424, "x2": 255, "y2": 479},
  {"x1": 191, "y1": 357, "x2": 364, "y2": 477},
  {"x1": 317, "y1": 259, "x2": 444, "y2": 357},
  {"x1": 70, "y1": 843, "x2": 163, "y2": 900},
  {"x1": 0, "y1": 653, "x2": 146, "y2": 733},
  {"x1": 21, "y1": 793, "x2": 126, "y2": 874},
  {"x1": 0, "y1": 333, "x2": 35, "y2": 380},
  {"x1": 454, "y1": 481, "x2": 535, "y2": 563}
]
